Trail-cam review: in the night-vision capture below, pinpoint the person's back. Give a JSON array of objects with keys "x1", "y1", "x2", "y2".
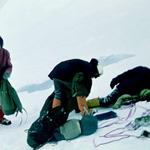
[{"x1": 48, "y1": 58, "x2": 100, "y2": 82}]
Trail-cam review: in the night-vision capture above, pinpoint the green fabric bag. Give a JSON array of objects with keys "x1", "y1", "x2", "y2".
[
  {"x1": 0, "y1": 79, "x2": 22, "y2": 115},
  {"x1": 131, "y1": 115, "x2": 150, "y2": 130},
  {"x1": 113, "y1": 94, "x2": 139, "y2": 109},
  {"x1": 112, "y1": 94, "x2": 132, "y2": 109}
]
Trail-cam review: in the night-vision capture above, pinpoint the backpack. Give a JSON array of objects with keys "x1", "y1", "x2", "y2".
[
  {"x1": 27, "y1": 106, "x2": 68, "y2": 149},
  {"x1": 54, "y1": 115, "x2": 98, "y2": 141},
  {"x1": 80, "y1": 114, "x2": 98, "y2": 135}
]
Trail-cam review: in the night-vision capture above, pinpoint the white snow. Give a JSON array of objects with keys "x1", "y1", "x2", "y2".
[{"x1": 0, "y1": 0, "x2": 150, "y2": 150}]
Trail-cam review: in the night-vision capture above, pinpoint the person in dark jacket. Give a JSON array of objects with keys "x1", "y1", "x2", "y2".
[
  {"x1": 87, "y1": 66, "x2": 150, "y2": 108},
  {"x1": 100, "y1": 66, "x2": 150, "y2": 106},
  {"x1": 48, "y1": 58, "x2": 103, "y2": 115},
  {"x1": 0, "y1": 36, "x2": 12, "y2": 125}
]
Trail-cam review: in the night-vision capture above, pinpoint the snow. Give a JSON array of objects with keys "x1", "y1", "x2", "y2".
[{"x1": 0, "y1": 0, "x2": 150, "y2": 150}]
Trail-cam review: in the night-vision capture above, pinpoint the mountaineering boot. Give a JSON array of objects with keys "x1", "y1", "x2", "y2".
[
  {"x1": 100, "y1": 88, "x2": 121, "y2": 107},
  {"x1": 0, "y1": 118, "x2": 11, "y2": 125},
  {"x1": 86, "y1": 97, "x2": 100, "y2": 108}
]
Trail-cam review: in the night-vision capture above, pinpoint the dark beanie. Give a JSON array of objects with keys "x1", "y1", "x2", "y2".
[
  {"x1": 90, "y1": 58, "x2": 100, "y2": 78},
  {"x1": 90, "y1": 58, "x2": 98, "y2": 67},
  {"x1": 0, "y1": 36, "x2": 4, "y2": 48}
]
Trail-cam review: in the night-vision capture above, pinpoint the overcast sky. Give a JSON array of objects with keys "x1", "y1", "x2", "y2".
[{"x1": 0, "y1": 0, "x2": 150, "y2": 87}]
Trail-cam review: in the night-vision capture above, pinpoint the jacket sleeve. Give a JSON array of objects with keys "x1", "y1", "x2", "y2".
[{"x1": 72, "y1": 72, "x2": 92, "y2": 97}]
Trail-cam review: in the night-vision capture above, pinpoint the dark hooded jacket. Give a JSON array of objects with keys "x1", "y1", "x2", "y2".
[
  {"x1": 48, "y1": 59, "x2": 99, "y2": 82},
  {"x1": 47, "y1": 59, "x2": 99, "y2": 113},
  {"x1": 48, "y1": 58, "x2": 99, "y2": 97},
  {"x1": 111, "y1": 66, "x2": 150, "y2": 95}
]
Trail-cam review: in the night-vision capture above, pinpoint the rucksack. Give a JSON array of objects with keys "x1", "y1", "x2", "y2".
[
  {"x1": 27, "y1": 106, "x2": 68, "y2": 149},
  {"x1": 80, "y1": 114, "x2": 98, "y2": 135},
  {"x1": 54, "y1": 115, "x2": 98, "y2": 141}
]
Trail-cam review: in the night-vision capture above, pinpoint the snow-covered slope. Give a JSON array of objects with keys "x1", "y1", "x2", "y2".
[{"x1": 0, "y1": 0, "x2": 150, "y2": 150}]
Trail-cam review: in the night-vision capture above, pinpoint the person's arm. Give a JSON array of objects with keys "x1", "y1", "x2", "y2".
[
  {"x1": 72, "y1": 72, "x2": 92, "y2": 115},
  {"x1": 3, "y1": 51, "x2": 12, "y2": 79},
  {"x1": 77, "y1": 96, "x2": 89, "y2": 115}
]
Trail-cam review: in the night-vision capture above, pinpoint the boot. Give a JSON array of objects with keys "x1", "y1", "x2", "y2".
[
  {"x1": 0, "y1": 118, "x2": 11, "y2": 125},
  {"x1": 100, "y1": 88, "x2": 121, "y2": 107}
]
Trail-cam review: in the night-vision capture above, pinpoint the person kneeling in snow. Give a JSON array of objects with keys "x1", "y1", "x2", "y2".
[
  {"x1": 48, "y1": 58, "x2": 103, "y2": 114},
  {"x1": 87, "y1": 66, "x2": 150, "y2": 109},
  {"x1": 27, "y1": 58, "x2": 103, "y2": 149}
]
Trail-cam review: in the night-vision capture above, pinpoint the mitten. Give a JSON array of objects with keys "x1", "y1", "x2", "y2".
[
  {"x1": 140, "y1": 89, "x2": 150, "y2": 102},
  {"x1": 3, "y1": 71, "x2": 11, "y2": 79},
  {"x1": 110, "y1": 78, "x2": 117, "y2": 89}
]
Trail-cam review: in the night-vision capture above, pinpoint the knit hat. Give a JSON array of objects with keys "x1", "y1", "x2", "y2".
[
  {"x1": 90, "y1": 58, "x2": 103, "y2": 78},
  {"x1": 90, "y1": 58, "x2": 98, "y2": 66}
]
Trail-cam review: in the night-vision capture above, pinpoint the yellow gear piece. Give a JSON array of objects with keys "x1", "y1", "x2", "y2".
[{"x1": 87, "y1": 97, "x2": 100, "y2": 108}]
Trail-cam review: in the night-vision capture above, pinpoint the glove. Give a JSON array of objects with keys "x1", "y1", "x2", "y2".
[
  {"x1": 3, "y1": 71, "x2": 11, "y2": 79},
  {"x1": 110, "y1": 78, "x2": 117, "y2": 89},
  {"x1": 140, "y1": 89, "x2": 150, "y2": 102}
]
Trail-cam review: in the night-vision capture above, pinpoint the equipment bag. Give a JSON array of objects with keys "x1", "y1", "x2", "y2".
[{"x1": 0, "y1": 79, "x2": 22, "y2": 115}]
